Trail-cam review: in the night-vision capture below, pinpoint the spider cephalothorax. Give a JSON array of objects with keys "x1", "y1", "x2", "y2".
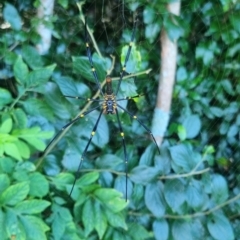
[{"x1": 102, "y1": 76, "x2": 117, "y2": 114}]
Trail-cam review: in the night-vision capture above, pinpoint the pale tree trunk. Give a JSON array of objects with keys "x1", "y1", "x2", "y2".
[
  {"x1": 152, "y1": 1, "x2": 181, "y2": 147},
  {"x1": 36, "y1": 0, "x2": 55, "y2": 55}
]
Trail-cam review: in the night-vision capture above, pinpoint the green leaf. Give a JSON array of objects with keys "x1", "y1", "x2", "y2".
[
  {"x1": 13, "y1": 127, "x2": 52, "y2": 151},
  {"x1": 22, "y1": 98, "x2": 54, "y2": 120},
  {"x1": 196, "y1": 43, "x2": 214, "y2": 65},
  {"x1": 27, "y1": 64, "x2": 56, "y2": 87},
  {"x1": 182, "y1": 115, "x2": 201, "y2": 139},
  {"x1": 227, "y1": 124, "x2": 238, "y2": 138},
  {"x1": 12, "y1": 108, "x2": 27, "y2": 128},
  {"x1": 94, "y1": 200, "x2": 107, "y2": 239},
  {"x1": 29, "y1": 173, "x2": 49, "y2": 197},
  {"x1": 0, "y1": 157, "x2": 15, "y2": 174},
  {"x1": 0, "y1": 182, "x2": 29, "y2": 205},
  {"x1": 0, "y1": 88, "x2": 13, "y2": 107},
  {"x1": 177, "y1": 125, "x2": 187, "y2": 141},
  {"x1": 20, "y1": 215, "x2": 49, "y2": 240},
  {"x1": 210, "y1": 107, "x2": 224, "y2": 117},
  {"x1": 186, "y1": 179, "x2": 205, "y2": 209},
  {"x1": 54, "y1": 76, "x2": 90, "y2": 103},
  {"x1": 164, "y1": 16, "x2": 183, "y2": 41},
  {"x1": 95, "y1": 154, "x2": 123, "y2": 169},
  {"x1": 128, "y1": 223, "x2": 150, "y2": 240},
  {"x1": 130, "y1": 165, "x2": 159, "y2": 185},
  {"x1": 14, "y1": 56, "x2": 29, "y2": 84},
  {"x1": 3, "y1": 3, "x2": 22, "y2": 30},
  {"x1": 145, "y1": 182, "x2": 166, "y2": 217},
  {"x1": 15, "y1": 200, "x2": 50, "y2": 214},
  {"x1": 82, "y1": 199, "x2": 95, "y2": 236},
  {"x1": 143, "y1": 7, "x2": 155, "y2": 24},
  {"x1": 72, "y1": 55, "x2": 107, "y2": 83},
  {"x1": 22, "y1": 45, "x2": 44, "y2": 69},
  {"x1": 145, "y1": 23, "x2": 161, "y2": 43},
  {"x1": 172, "y1": 220, "x2": 193, "y2": 240},
  {"x1": 230, "y1": 13, "x2": 240, "y2": 34},
  {"x1": 76, "y1": 172, "x2": 99, "y2": 186},
  {"x1": 0, "y1": 117, "x2": 12, "y2": 134},
  {"x1": 0, "y1": 209, "x2": 7, "y2": 239},
  {"x1": 153, "y1": 219, "x2": 169, "y2": 240},
  {"x1": 0, "y1": 174, "x2": 10, "y2": 194},
  {"x1": 164, "y1": 179, "x2": 186, "y2": 212},
  {"x1": 139, "y1": 144, "x2": 155, "y2": 166},
  {"x1": 58, "y1": 0, "x2": 68, "y2": 8},
  {"x1": 221, "y1": 79, "x2": 233, "y2": 95},
  {"x1": 95, "y1": 189, "x2": 128, "y2": 212},
  {"x1": 169, "y1": 144, "x2": 201, "y2": 173},
  {"x1": 121, "y1": 44, "x2": 142, "y2": 73},
  {"x1": 219, "y1": 0, "x2": 231, "y2": 11},
  {"x1": 5, "y1": 209, "x2": 24, "y2": 239},
  {"x1": 51, "y1": 207, "x2": 66, "y2": 239},
  {"x1": 105, "y1": 209, "x2": 127, "y2": 230},
  {"x1": 207, "y1": 213, "x2": 234, "y2": 240},
  {"x1": 4, "y1": 142, "x2": 22, "y2": 161},
  {"x1": 211, "y1": 174, "x2": 228, "y2": 204},
  {"x1": 15, "y1": 140, "x2": 30, "y2": 159}
]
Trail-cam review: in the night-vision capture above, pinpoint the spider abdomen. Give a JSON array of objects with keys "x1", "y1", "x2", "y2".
[{"x1": 103, "y1": 94, "x2": 117, "y2": 114}]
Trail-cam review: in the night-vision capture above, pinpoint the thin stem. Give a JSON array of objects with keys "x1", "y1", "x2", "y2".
[
  {"x1": 77, "y1": 2, "x2": 103, "y2": 58},
  {"x1": 9, "y1": 89, "x2": 27, "y2": 110},
  {"x1": 129, "y1": 193, "x2": 240, "y2": 220}
]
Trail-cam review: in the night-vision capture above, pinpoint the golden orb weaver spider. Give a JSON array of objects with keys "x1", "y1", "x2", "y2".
[{"x1": 44, "y1": 16, "x2": 160, "y2": 200}]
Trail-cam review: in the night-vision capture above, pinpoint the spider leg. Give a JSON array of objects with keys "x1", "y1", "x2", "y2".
[
  {"x1": 85, "y1": 20, "x2": 104, "y2": 96},
  {"x1": 115, "y1": 17, "x2": 138, "y2": 95},
  {"x1": 117, "y1": 103, "x2": 160, "y2": 154},
  {"x1": 69, "y1": 109, "x2": 104, "y2": 196},
  {"x1": 115, "y1": 108, "x2": 128, "y2": 201},
  {"x1": 43, "y1": 105, "x2": 101, "y2": 155},
  {"x1": 116, "y1": 93, "x2": 144, "y2": 101},
  {"x1": 64, "y1": 95, "x2": 104, "y2": 102}
]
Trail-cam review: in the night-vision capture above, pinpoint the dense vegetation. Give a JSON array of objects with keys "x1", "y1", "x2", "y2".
[{"x1": 0, "y1": 0, "x2": 239, "y2": 239}]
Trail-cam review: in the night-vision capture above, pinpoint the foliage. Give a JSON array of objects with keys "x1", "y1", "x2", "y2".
[{"x1": 0, "y1": 0, "x2": 239, "y2": 239}]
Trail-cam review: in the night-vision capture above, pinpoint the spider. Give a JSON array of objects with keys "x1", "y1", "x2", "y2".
[{"x1": 44, "y1": 16, "x2": 160, "y2": 200}]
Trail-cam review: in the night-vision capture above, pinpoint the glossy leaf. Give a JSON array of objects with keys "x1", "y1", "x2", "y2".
[
  {"x1": 0, "y1": 174, "x2": 10, "y2": 194},
  {"x1": 0, "y1": 182, "x2": 29, "y2": 205},
  {"x1": 95, "y1": 189, "x2": 128, "y2": 212},
  {"x1": 20, "y1": 215, "x2": 49, "y2": 240},
  {"x1": 211, "y1": 174, "x2": 228, "y2": 204},
  {"x1": 172, "y1": 220, "x2": 193, "y2": 240},
  {"x1": 77, "y1": 172, "x2": 99, "y2": 186},
  {"x1": 145, "y1": 181, "x2": 166, "y2": 217},
  {"x1": 207, "y1": 213, "x2": 234, "y2": 240},
  {"x1": 0, "y1": 117, "x2": 12, "y2": 134},
  {"x1": 4, "y1": 142, "x2": 22, "y2": 161},
  {"x1": 82, "y1": 199, "x2": 95, "y2": 236},
  {"x1": 13, "y1": 56, "x2": 29, "y2": 84},
  {"x1": 105, "y1": 209, "x2": 127, "y2": 230},
  {"x1": 94, "y1": 200, "x2": 107, "y2": 239},
  {"x1": 164, "y1": 179, "x2": 186, "y2": 212},
  {"x1": 130, "y1": 165, "x2": 159, "y2": 185},
  {"x1": 3, "y1": 3, "x2": 21, "y2": 30},
  {"x1": 95, "y1": 154, "x2": 123, "y2": 169},
  {"x1": 0, "y1": 88, "x2": 13, "y2": 107},
  {"x1": 182, "y1": 114, "x2": 201, "y2": 139},
  {"x1": 15, "y1": 200, "x2": 50, "y2": 214},
  {"x1": 27, "y1": 64, "x2": 56, "y2": 87},
  {"x1": 22, "y1": 45, "x2": 44, "y2": 69},
  {"x1": 29, "y1": 173, "x2": 49, "y2": 197},
  {"x1": 72, "y1": 55, "x2": 107, "y2": 83},
  {"x1": 153, "y1": 219, "x2": 169, "y2": 240}
]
